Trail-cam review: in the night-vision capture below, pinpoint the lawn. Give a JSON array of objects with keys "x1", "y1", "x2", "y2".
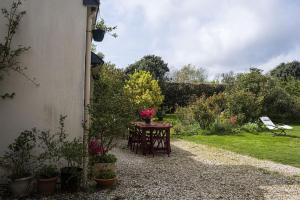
[{"x1": 164, "y1": 115, "x2": 300, "y2": 168}]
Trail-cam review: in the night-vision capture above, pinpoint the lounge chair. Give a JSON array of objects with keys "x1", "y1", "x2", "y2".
[{"x1": 259, "y1": 116, "x2": 293, "y2": 136}]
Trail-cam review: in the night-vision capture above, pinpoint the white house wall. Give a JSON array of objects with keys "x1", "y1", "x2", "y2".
[{"x1": 0, "y1": 0, "x2": 87, "y2": 154}]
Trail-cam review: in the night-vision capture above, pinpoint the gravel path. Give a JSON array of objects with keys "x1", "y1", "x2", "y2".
[{"x1": 42, "y1": 139, "x2": 300, "y2": 200}]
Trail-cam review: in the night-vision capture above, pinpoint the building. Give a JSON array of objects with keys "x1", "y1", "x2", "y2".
[{"x1": 0, "y1": 0, "x2": 102, "y2": 154}]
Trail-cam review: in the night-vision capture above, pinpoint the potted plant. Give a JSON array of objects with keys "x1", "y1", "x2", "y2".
[
  {"x1": 60, "y1": 138, "x2": 84, "y2": 192},
  {"x1": 140, "y1": 108, "x2": 156, "y2": 124},
  {"x1": 35, "y1": 116, "x2": 67, "y2": 195},
  {"x1": 92, "y1": 18, "x2": 117, "y2": 42},
  {"x1": 156, "y1": 107, "x2": 165, "y2": 121},
  {"x1": 36, "y1": 165, "x2": 59, "y2": 195},
  {"x1": 89, "y1": 138, "x2": 117, "y2": 174},
  {"x1": 0, "y1": 130, "x2": 37, "y2": 197},
  {"x1": 94, "y1": 170, "x2": 117, "y2": 187}
]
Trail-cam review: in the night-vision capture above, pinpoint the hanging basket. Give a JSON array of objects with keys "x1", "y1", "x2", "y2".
[{"x1": 92, "y1": 29, "x2": 105, "y2": 42}]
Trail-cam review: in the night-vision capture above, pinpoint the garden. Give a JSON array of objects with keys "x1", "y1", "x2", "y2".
[
  {"x1": 1, "y1": 54, "x2": 300, "y2": 199},
  {"x1": 1, "y1": 1, "x2": 300, "y2": 199},
  {"x1": 166, "y1": 67, "x2": 300, "y2": 168}
]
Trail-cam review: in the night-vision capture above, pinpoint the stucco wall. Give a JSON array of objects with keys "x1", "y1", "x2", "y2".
[{"x1": 0, "y1": 0, "x2": 87, "y2": 154}]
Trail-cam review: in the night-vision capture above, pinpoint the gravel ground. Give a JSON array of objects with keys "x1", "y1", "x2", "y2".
[{"x1": 37, "y1": 139, "x2": 300, "y2": 200}]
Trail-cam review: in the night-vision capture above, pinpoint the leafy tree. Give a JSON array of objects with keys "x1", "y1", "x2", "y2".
[
  {"x1": 229, "y1": 68, "x2": 272, "y2": 97},
  {"x1": 125, "y1": 55, "x2": 169, "y2": 82},
  {"x1": 90, "y1": 63, "x2": 135, "y2": 151},
  {"x1": 270, "y1": 61, "x2": 300, "y2": 80},
  {"x1": 278, "y1": 77, "x2": 300, "y2": 98},
  {"x1": 218, "y1": 71, "x2": 235, "y2": 85},
  {"x1": 263, "y1": 87, "x2": 295, "y2": 121},
  {"x1": 124, "y1": 70, "x2": 164, "y2": 109},
  {"x1": 173, "y1": 64, "x2": 207, "y2": 83},
  {"x1": 226, "y1": 90, "x2": 263, "y2": 124}
]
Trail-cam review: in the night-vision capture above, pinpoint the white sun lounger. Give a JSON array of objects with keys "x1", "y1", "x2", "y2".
[{"x1": 259, "y1": 116, "x2": 293, "y2": 136}]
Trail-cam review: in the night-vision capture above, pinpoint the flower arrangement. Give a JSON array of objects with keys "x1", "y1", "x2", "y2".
[
  {"x1": 139, "y1": 108, "x2": 156, "y2": 124},
  {"x1": 139, "y1": 108, "x2": 156, "y2": 119}
]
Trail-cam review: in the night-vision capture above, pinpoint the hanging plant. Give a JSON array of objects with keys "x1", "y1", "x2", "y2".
[
  {"x1": 92, "y1": 18, "x2": 117, "y2": 42},
  {"x1": 92, "y1": 29, "x2": 105, "y2": 42}
]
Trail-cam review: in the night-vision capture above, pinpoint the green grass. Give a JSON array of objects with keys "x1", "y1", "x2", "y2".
[{"x1": 165, "y1": 115, "x2": 300, "y2": 168}]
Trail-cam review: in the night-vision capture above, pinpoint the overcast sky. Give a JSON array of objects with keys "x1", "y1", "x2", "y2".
[{"x1": 96, "y1": 0, "x2": 300, "y2": 78}]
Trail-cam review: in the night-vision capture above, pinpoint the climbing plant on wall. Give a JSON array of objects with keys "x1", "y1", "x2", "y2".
[{"x1": 0, "y1": 0, "x2": 38, "y2": 99}]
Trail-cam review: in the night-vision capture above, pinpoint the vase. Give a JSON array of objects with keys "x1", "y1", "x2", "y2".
[{"x1": 144, "y1": 118, "x2": 151, "y2": 124}]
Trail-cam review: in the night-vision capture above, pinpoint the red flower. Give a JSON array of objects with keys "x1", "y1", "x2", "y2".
[
  {"x1": 89, "y1": 138, "x2": 107, "y2": 155},
  {"x1": 230, "y1": 115, "x2": 238, "y2": 125},
  {"x1": 139, "y1": 108, "x2": 156, "y2": 119}
]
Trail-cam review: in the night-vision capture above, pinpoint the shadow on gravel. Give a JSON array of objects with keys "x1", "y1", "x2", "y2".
[
  {"x1": 115, "y1": 142, "x2": 300, "y2": 200},
  {"x1": 8, "y1": 141, "x2": 299, "y2": 200}
]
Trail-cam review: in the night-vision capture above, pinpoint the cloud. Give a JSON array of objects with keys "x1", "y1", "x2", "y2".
[{"x1": 98, "y1": 0, "x2": 300, "y2": 77}]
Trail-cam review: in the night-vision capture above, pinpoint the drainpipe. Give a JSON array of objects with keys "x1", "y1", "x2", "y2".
[{"x1": 83, "y1": 7, "x2": 96, "y2": 189}]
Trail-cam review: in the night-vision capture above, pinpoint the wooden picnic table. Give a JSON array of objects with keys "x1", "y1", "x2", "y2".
[{"x1": 131, "y1": 121, "x2": 172, "y2": 156}]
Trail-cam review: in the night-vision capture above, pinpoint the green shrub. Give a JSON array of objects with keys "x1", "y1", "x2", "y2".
[
  {"x1": 1, "y1": 130, "x2": 37, "y2": 180},
  {"x1": 207, "y1": 117, "x2": 240, "y2": 135},
  {"x1": 124, "y1": 70, "x2": 164, "y2": 109},
  {"x1": 173, "y1": 123, "x2": 201, "y2": 136},
  {"x1": 263, "y1": 87, "x2": 295, "y2": 121},
  {"x1": 173, "y1": 123, "x2": 185, "y2": 135},
  {"x1": 194, "y1": 101, "x2": 215, "y2": 129},
  {"x1": 37, "y1": 165, "x2": 58, "y2": 179},
  {"x1": 175, "y1": 106, "x2": 196, "y2": 126},
  {"x1": 161, "y1": 82, "x2": 225, "y2": 112},
  {"x1": 91, "y1": 63, "x2": 136, "y2": 152},
  {"x1": 226, "y1": 90, "x2": 263, "y2": 124},
  {"x1": 241, "y1": 122, "x2": 262, "y2": 133},
  {"x1": 205, "y1": 93, "x2": 226, "y2": 114},
  {"x1": 61, "y1": 138, "x2": 83, "y2": 168},
  {"x1": 94, "y1": 154, "x2": 117, "y2": 163},
  {"x1": 95, "y1": 170, "x2": 116, "y2": 179}
]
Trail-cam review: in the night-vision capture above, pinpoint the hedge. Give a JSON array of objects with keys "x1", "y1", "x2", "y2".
[{"x1": 161, "y1": 82, "x2": 225, "y2": 112}]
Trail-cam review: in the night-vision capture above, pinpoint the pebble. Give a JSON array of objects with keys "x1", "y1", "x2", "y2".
[{"x1": 30, "y1": 140, "x2": 300, "y2": 200}]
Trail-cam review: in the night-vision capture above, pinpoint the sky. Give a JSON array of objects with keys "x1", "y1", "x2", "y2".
[{"x1": 96, "y1": 0, "x2": 300, "y2": 79}]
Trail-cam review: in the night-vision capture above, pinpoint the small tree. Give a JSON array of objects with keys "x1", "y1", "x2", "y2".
[
  {"x1": 124, "y1": 70, "x2": 164, "y2": 109},
  {"x1": 90, "y1": 63, "x2": 135, "y2": 153},
  {"x1": 270, "y1": 61, "x2": 300, "y2": 80},
  {"x1": 125, "y1": 55, "x2": 169, "y2": 82},
  {"x1": 173, "y1": 64, "x2": 207, "y2": 83}
]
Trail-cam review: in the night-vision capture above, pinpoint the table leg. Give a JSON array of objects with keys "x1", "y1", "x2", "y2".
[
  {"x1": 142, "y1": 129, "x2": 147, "y2": 156},
  {"x1": 167, "y1": 128, "x2": 171, "y2": 156}
]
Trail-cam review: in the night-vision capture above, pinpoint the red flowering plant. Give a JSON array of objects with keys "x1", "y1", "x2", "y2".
[
  {"x1": 88, "y1": 138, "x2": 117, "y2": 165},
  {"x1": 139, "y1": 108, "x2": 156, "y2": 119},
  {"x1": 88, "y1": 138, "x2": 107, "y2": 156},
  {"x1": 229, "y1": 115, "x2": 238, "y2": 125}
]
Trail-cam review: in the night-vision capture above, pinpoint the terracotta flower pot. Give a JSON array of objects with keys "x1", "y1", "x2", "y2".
[
  {"x1": 37, "y1": 176, "x2": 58, "y2": 195},
  {"x1": 94, "y1": 177, "x2": 117, "y2": 187},
  {"x1": 9, "y1": 176, "x2": 34, "y2": 198}
]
